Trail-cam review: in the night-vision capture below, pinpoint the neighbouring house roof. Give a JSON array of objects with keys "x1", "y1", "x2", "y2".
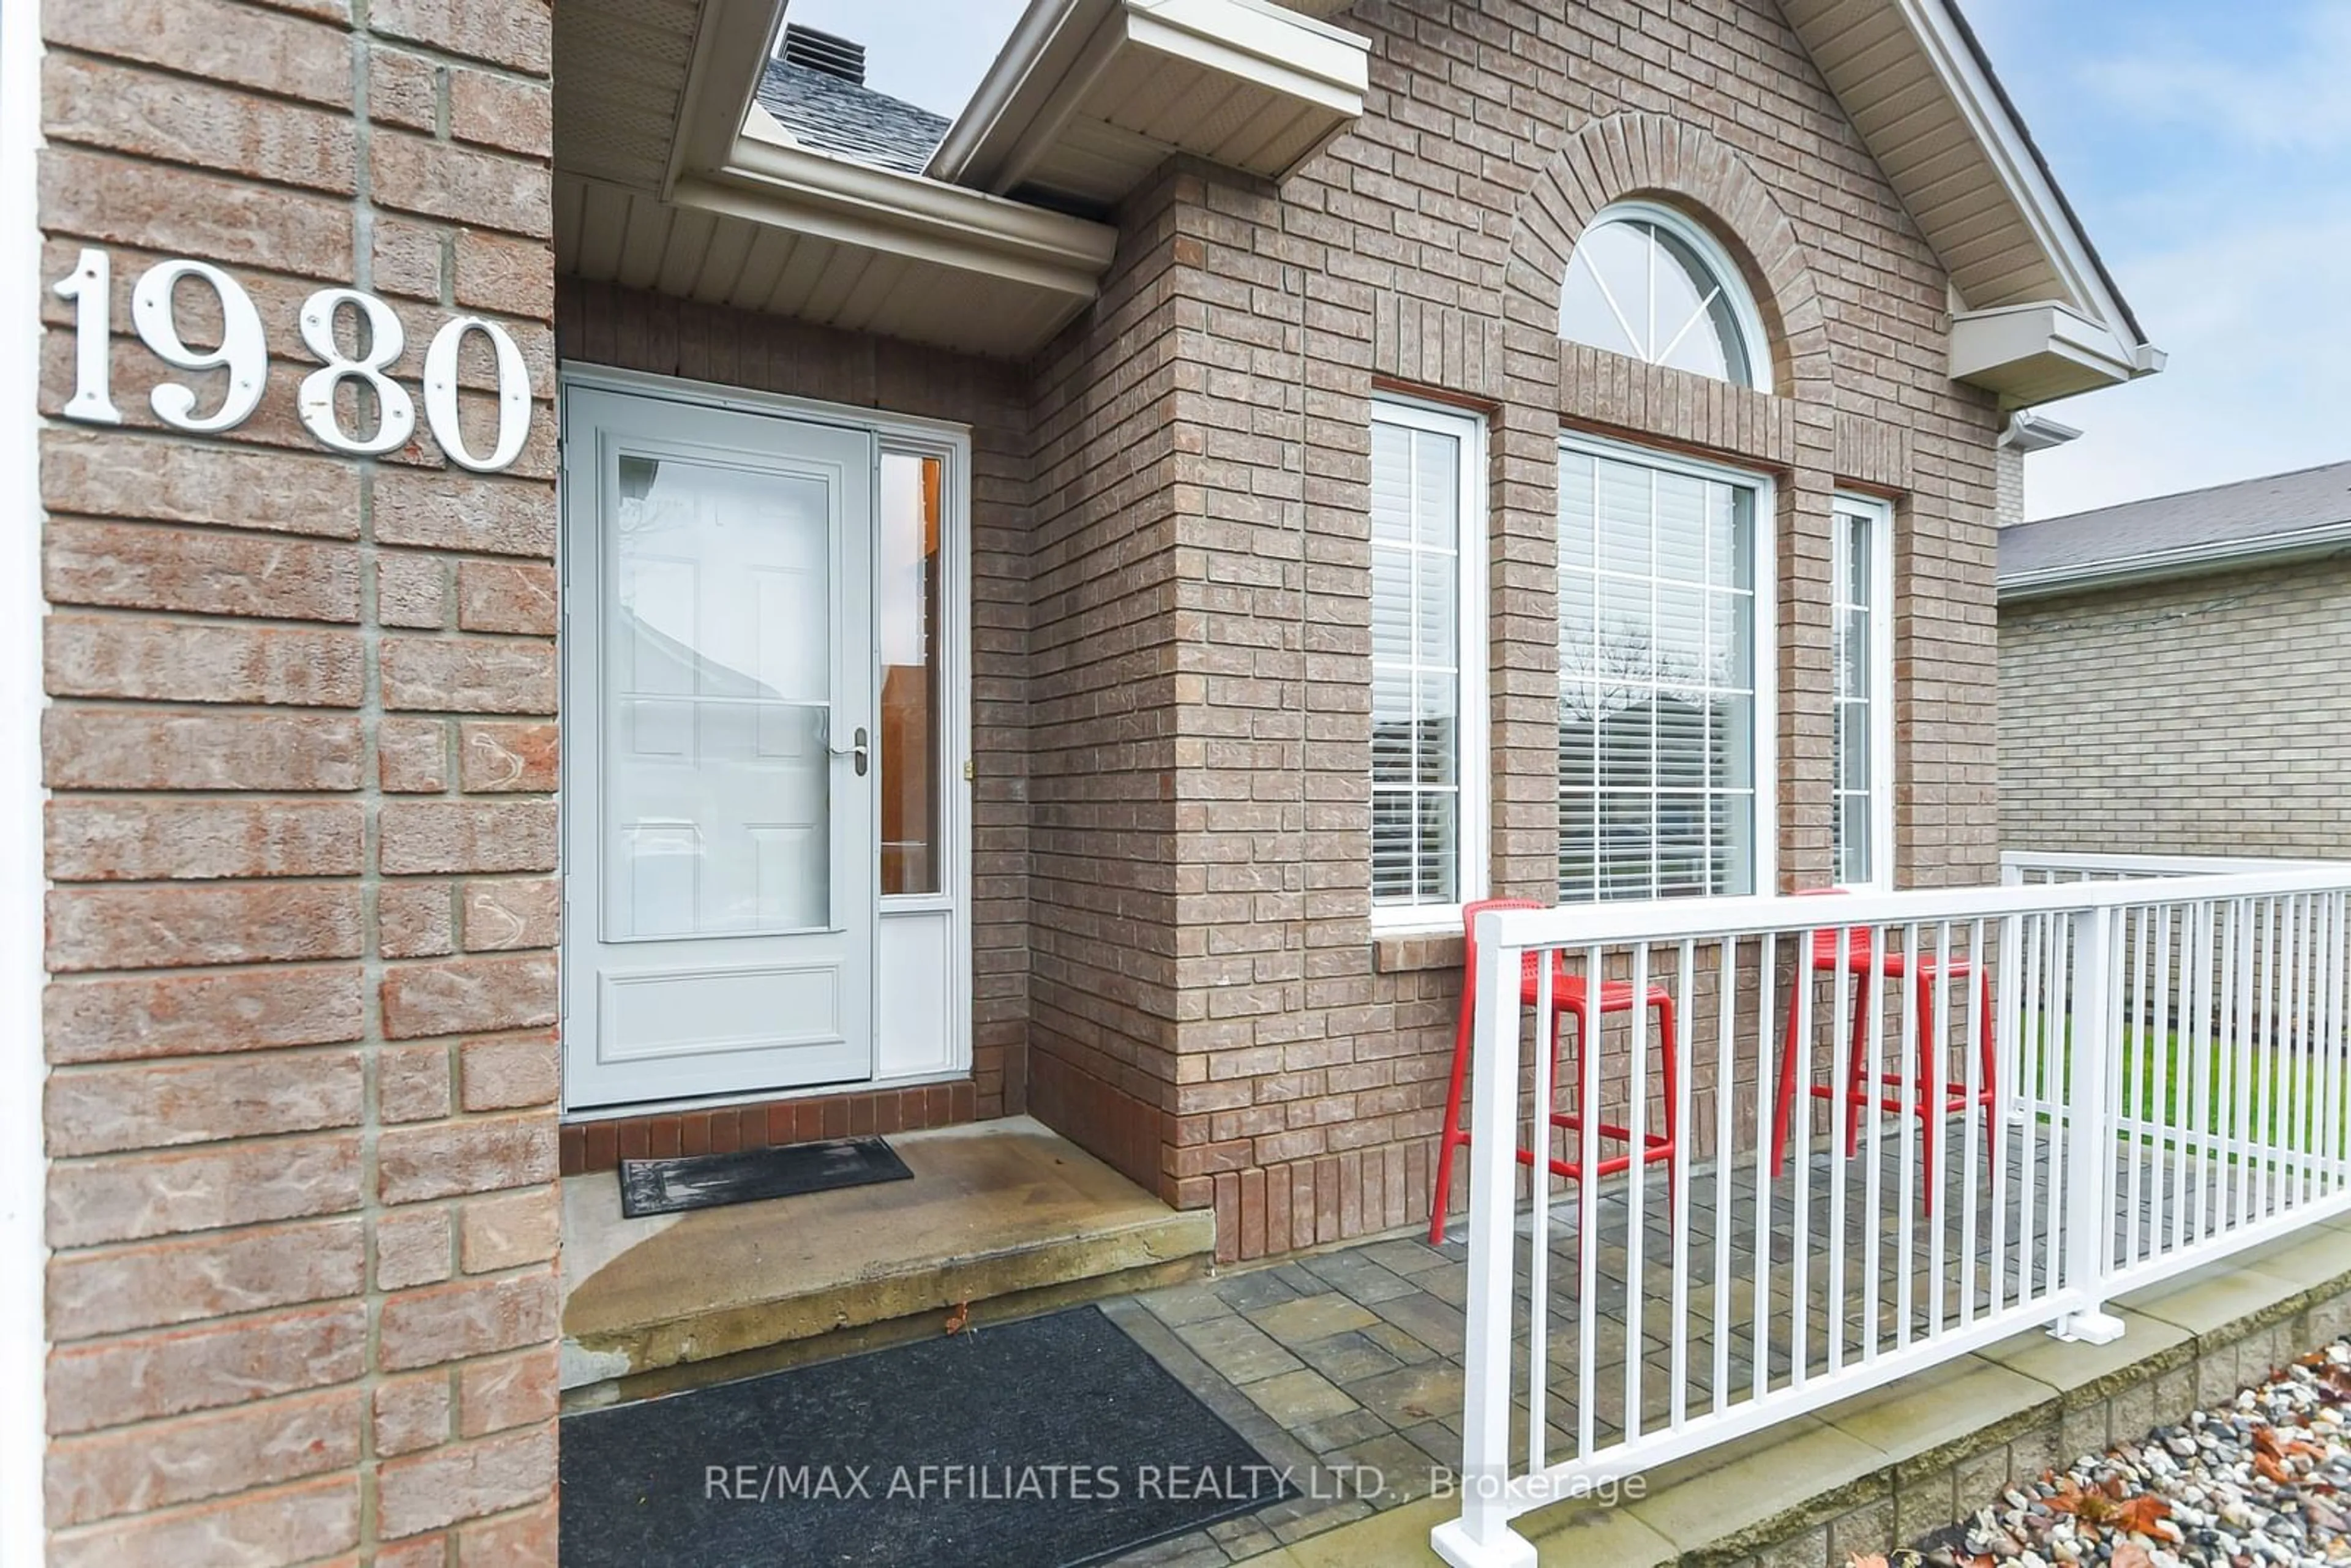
[
  {"x1": 1999, "y1": 460, "x2": 2351, "y2": 600},
  {"x1": 754, "y1": 58, "x2": 948, "y2": 178}
]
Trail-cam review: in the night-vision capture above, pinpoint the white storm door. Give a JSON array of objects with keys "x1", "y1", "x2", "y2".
[{"x1": 562, "y1": 387, "x2": 876, "y2": 1111}]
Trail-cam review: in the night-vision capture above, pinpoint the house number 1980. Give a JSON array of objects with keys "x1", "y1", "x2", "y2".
[{"x1": 51, "y1": 247, "x2": 533, "y2": 473}]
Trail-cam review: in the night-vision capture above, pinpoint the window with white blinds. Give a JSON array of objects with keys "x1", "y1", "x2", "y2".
[
  {"x1": 1370, "y1": 400, "x2": 1486, "y2": 923},
  {"x1": 1833, "y1": 494, "x2": 1893, "y2": 888},
  {"x1": 1558, "y1": 441, "x2": 1771, "y2": 902}
]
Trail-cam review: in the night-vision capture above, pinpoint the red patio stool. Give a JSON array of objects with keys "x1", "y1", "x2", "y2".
[
  {"x1": 1769, "y1": 889, "x2": 1998, "y2": 1212},
  {"x1": 1429, "y1": 898, "x2": 1680, "y2": 1245}
]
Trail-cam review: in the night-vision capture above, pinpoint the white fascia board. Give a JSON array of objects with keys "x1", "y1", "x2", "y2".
[
  {"x1": 1950, "y1": 300, "x2": 2137, "y2": 401},
  {"x1": 1128, "y1": 0, "x2": 1370, "y2": 118},
  {"x1": 928, "y1": 0, "x2": 1367, "y2": 194},
  {"x1": 662, "y1": 0, "x2": 789, "y2": 200},
  {"x1": 701, "y1": 121, "x2": 1118, "y2": 298},
  {"x1": 1898, "y1": 0, "x2": 2160, "y2": 367},
  {"x1": 1998, "y1": 522, "x2": 2351, "y2": 601}
]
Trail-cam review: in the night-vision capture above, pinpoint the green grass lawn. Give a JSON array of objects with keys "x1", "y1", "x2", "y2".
[{"x1": 2093, "y1": 1025, "x2": 2347, "y2": 1154}]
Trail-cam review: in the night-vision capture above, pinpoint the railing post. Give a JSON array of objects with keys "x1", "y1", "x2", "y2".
[
  {"x1": 1431, "y1": 911, "x2": 1538, "y2": 1568},
  {"x1": 2055, "y1": 902, "x2": 2127, "y2": 1344}
]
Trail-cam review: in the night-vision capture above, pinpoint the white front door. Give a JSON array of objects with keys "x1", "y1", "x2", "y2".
[{"x1": 561, "y1": 386, "x2": 876, "y2": 1110}]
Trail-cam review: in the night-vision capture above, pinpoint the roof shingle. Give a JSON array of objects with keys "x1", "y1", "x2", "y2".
[
  {"x1": 754, "y1": 57, "x2": 949, "y2": 177},
  {"x1": 2000, "y1": 460, "x2": 2351, "y2": 588}
]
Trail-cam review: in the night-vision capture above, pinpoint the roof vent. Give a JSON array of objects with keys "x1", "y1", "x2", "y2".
[{"x1": 781, "y1": 24, "x2": 865, "y2": 86}]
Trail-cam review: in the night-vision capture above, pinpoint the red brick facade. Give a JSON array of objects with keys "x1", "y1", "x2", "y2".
[{"x1": 36, "y1": 0, "x2": 562, "y2": 1559}]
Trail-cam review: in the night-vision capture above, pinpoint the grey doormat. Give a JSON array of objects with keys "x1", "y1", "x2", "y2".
[
  {"x1": 558, "y1": 1305, "x2": 1289, "y2": 1567},
  {"x1": 618, "y1": 1136, "x2": 912, "y2": 1218}
]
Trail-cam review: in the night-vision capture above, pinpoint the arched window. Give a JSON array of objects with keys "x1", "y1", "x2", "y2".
[{"x1": 1558, "y1": 201, "x2": 1768, "y2": 391}]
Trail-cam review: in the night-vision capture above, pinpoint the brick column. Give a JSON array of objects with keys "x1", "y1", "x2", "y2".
[{"x1": 36, "y1": 1, "x2": 560, "y2": 1561}]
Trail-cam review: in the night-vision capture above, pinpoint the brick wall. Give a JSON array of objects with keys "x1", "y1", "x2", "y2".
[
  {"x1": 2001, "y1": 558, "x2": 2351, "y2": 857},
  {"x1": 1997, "y1": 441, "x2": 2026, "y2": 527},
  {"x1": 37, "y1": 1, "x2": 562, "y2": 1559},
  {"x1": 1022, "y1": 168, "x2": 1197, "y2": 1192},
  {"x1": 1115, "y1": 0, "x2": 2009, "y2": 1258}
]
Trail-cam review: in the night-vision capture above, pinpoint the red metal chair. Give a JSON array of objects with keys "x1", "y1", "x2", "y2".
[
  {"x1": 1770, "y1": 889, "x2": 1997, "y2": 1213},
  {"x1": 1430, "y1": 898, "x2": 1680, "y2": 1244}
]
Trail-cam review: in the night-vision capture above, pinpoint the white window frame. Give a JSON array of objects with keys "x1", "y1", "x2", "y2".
[
  {"x1": 1369, "y1": 396, "x2": 1490, "y2": 933},
  {"x1": 1558, "y1": 198, "x2": 1774, "y2": 395},
  {"x1": 1832, "y1": 492, "x2": 1896, "y2": 890},
  {"x1": 1554, "y1": 432, "x2": 1779, "y2": 902}
]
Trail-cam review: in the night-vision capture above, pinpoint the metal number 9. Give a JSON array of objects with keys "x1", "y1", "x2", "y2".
[{"x1": 129, "y1": 259, "x2": 267, "y2": 433}]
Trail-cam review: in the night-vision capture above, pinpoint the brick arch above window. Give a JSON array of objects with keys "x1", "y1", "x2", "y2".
[{"x1": 1505, "y1": 112, "x2": 1835, "y2": 401}]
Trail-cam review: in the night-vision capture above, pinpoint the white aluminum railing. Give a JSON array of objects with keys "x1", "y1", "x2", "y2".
[
  {"x1": 1434, "y1": 868, "x2": 2351, "y2": 1568},
  {"x1": 2004, "y1": 849, "x2": 2327, "y2": 884}
]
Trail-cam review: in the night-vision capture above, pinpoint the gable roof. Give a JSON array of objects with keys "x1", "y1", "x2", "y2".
[
  {"x1": 754, "y1": 57, "x2": 948, "y2": 178},
  {"x1": 1777, "y1": 0, "x2": 2159, "y2": 403},
  {"x1": 2000, "y1": 460, "x2": 2351, "y2": 600}
]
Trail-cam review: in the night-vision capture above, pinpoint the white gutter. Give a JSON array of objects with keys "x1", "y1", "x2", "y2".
[
  {"x1": 1999, "y1": 409, "x2": 2082, "y2": 453},
  {"x1": 661, "y1": 0, "x2": 790, "y2": 200},
  {"x1": 700, "y1": 111, "x2": 1118, "y2": 297},
  {"x1": 1998, "y1": 520, "x2": 2351, "y2": 601},
  {"x1": 929, "y1": 0, "x2": 1104, "y2": 191},
  {"x1": 0, "y1": 0, "x2": 47, "y2": 1558}
]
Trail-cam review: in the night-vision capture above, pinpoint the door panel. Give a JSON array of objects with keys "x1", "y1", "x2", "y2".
[{"x1": 563, "y1": 388, "x2": 875, "y2": 1110}]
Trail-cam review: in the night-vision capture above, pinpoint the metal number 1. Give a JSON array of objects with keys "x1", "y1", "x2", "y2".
[{"x1": 51, "y1": 247, "x2": 121, "y2": 425}]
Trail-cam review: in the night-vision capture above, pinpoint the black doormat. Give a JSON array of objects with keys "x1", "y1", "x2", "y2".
[
  {"x1": 618, "y1": 1136, "x2": 912, "y2": 1218},
  {"x1": 558, "y1": 1305, "x2": 1289, "y2": 1568}
]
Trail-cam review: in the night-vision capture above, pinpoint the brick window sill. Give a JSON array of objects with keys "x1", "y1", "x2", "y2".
[{"x1": 1371, "y1": 929, "x2": 1464, "y2": 974}]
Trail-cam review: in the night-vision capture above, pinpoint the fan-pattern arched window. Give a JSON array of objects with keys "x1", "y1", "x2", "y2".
[{"x1": 1559, "y1": 201, "x2": 1768, "y2": 391}]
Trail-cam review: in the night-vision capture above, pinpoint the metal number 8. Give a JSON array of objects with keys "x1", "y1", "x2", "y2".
[{"x1": 297, "y1": 288, "x2": 418, "y2": 457}]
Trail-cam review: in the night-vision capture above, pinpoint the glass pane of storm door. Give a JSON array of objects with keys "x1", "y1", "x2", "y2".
[
  {"x1": 605, "y1": 454, "x2": 833, "y2": 940},
  {"x1": 877, "y1": 452, "x2": 942, "y2": 895}
]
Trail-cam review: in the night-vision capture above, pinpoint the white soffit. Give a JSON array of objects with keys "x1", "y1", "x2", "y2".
[
  {"x1": 1779, "y1": 0, "x2": 2162, "y2": 407},
  {"x1": 929, "y1": 0, "x2": 1370, "y2": 208},
  {"x1": 553, "y1": 0, "x2": 705, "y2": 193},
  {"x1": 555, "y1": 0, "x2": 1119, "y2": 358}
]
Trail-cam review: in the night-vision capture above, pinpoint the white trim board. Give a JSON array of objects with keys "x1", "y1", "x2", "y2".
[{"x1": 0, "y1": 0, "x2": 48, "y2": 1556}]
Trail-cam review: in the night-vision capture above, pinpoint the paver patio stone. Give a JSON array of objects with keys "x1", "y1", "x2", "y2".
[
  {"x1": 1291, "y1": 1327, "x2": 1408, "y2": 1385},
  {"x1": 1177, "y1": 1314, "x2": 1307, "y2": 1385},
  {"x1": 1286, "y1": 1406, "x2": 1390, "y2": 1455},
  {"x1": 1297, "y1": 1250, "x2": 1422, "y2": 1304},
  {"x1": 1345, "y1": 1362, "x2": 1464, "y2": 1428},
  {"x1": 1243, "y1": 1367, "x2": 1360, "y2": 1426},
  {"x1": 1245, "y1": 1292, "x2": 1381, "y2": 1344},
  {"x1": 1215, "y1": 1270, "x2": 1308, "y2": 1315}
]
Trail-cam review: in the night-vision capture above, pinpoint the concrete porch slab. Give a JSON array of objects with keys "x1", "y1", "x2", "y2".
[{"x1": 560, "y1": 1115, "x2": 1215, "y2": 1393}]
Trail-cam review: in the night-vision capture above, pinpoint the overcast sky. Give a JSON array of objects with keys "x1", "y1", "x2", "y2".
[{"x1": 781, "y1": 0, "x2": 2351, "y2": 522}]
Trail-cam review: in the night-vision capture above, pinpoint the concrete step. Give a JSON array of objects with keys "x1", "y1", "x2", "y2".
[{"x1": 558, "y1": 1115, "x2": 1216, "y2": 1399}]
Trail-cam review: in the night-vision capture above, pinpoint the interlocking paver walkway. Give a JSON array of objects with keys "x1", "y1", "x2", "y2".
[{"x1": 1103, "y1": 1133, "x2": 2271, "y2": 1565}]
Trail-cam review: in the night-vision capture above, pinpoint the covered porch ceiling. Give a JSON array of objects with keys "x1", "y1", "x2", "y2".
[{"x1": 550, "y1": 0, "x2": 1367, "y2": 360}]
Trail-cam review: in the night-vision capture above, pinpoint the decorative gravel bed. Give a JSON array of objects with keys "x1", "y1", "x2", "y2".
[{"x1": 1904, "y1": 1342, "x2": 2351, "y2": 1568}]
